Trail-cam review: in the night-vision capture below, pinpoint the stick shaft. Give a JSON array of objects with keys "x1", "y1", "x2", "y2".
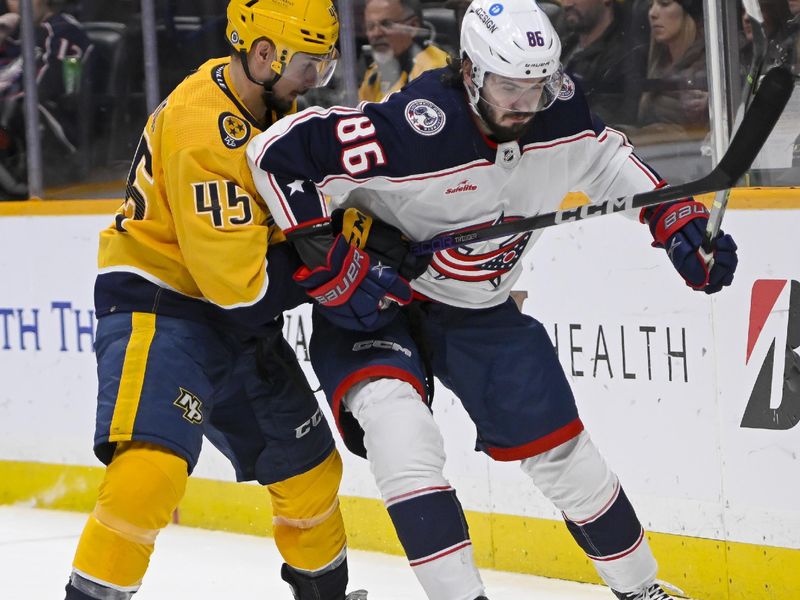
[
  {"x1": 702, "y1": 8, "x2": 771, "y2": 252},
  {"x1": 411, "y1": 67, "x2": 794, "y2": 256}
]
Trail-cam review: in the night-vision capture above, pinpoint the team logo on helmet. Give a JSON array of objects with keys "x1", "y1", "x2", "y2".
[
  {"x1": 558, "y1": 74, "x2": 575, "y2": 101},
  {"x1": 405, "y1": 99, "x2": 446, "y2": 136},
  {"x1": 489, "y1": 3, "x2": 503, "y2": 15},
  {"x1": 218, "y1": 112, "x2": 251, "y2": 149},
  {"x1": 229, "y1": 29, "x2": 240, "y2": 45}
]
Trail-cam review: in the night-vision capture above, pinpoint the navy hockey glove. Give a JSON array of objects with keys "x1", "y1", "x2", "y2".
[
  {"x1": 331, "y1": 207, "x2": 431, "y2": 280},
  {"x1": 642, "y1": 200, "x2": 738, "y2": 294},
  {"x1": 293, "y1": 234, "x2": 413, "y2": 331}
]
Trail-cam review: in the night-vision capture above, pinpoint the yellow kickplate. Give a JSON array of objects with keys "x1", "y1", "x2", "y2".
[{"x1": 2, "y1": 460, "x2": 798, "y2": 600}]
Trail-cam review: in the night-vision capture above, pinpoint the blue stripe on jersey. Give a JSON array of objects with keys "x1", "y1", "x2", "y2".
[{"x1": 386, "y1": 488, "x2": 471, "y2": 562}]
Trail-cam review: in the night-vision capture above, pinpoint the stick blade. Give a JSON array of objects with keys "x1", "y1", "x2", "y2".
[{"x1": 717, "y1": 67, "x2": 795, "y2": 182}]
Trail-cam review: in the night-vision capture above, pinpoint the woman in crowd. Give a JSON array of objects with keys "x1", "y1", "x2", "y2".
[{"x1": 638, "y1": 0, "x2": 708, "y2": 132}]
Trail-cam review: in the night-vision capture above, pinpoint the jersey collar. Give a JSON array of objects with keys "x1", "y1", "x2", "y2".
[{"x1": 211, "y1": 62, "x2": 264, "y2": 130}]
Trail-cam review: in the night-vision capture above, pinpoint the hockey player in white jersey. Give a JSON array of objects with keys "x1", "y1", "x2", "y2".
[{"x1": 246, "y1": 1, "x2": 738, "y2": 598}]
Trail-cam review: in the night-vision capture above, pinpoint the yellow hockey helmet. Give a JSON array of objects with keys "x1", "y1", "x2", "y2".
[{"x1": 227, "y1": 0, "x2": 340, "y2": 86}]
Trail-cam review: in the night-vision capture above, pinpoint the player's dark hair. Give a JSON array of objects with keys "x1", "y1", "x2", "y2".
[{"x1": 440, "y1": 55, "x2": 463, "y2": 89}]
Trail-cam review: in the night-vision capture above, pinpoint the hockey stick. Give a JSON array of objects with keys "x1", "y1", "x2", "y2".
[
  {"x1": 409, "y1": 66, "x2": 794, "y2": 257},
  {"x1": 701, "y1": 0, "x2": 770, "y2": 256}
]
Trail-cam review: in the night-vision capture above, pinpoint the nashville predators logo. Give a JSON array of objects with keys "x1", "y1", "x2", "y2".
[
  {"x1": 219, "y1": 112, "x2": 251, "y2": 149},
  {"x1": 173, "y1": 388, "x2": 204, "y2": 424}
]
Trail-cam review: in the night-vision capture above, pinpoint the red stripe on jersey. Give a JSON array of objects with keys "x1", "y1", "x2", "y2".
[
  {"x1": 331, "y1": 366, "x2": 427, "y2": 441},
  {"x1": 485, "y1": 418, "x2": 585, "y2": 461},
  {"x1": 566, "y1": 480, "x2": 621, "y2": 526},
  {"x1": 587, "y1": 529, "x2": 645, "y2": 562},
  {"x1": 408, "y1": 541, "x2": 473, "y2": 566},
  {"x1": 521, "y1": 130, "x2": 598, "y2": 153},
  {"x1": 385, "y1": 486, "x2": 455, "y2": 507},
  {"x1": 267, "y1": 171, "x2": 296, "y2": 227},
  {"x1": 319, "y1": 158, "x2": 493, "y2": 188}
]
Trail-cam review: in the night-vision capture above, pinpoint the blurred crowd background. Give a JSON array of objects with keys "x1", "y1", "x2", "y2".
[{"x1": 0, "y1": 0, "x2": 798, "y2": 201}]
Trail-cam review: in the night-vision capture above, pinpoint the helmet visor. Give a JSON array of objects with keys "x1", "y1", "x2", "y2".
[
  {"x1": 480, "y1": 66, "x2": 564, "y2": 113},
  {"x1": 279, "y1": 48, "x2": 339, "y2": 88}
]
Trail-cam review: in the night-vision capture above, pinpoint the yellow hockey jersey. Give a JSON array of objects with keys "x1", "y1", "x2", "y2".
[
  {"x1": 96, "y1": 58, "x2": 306, "y2": 331},
  {"x1": 358, "y1": 44, "x2": 450, "y2": 103}
]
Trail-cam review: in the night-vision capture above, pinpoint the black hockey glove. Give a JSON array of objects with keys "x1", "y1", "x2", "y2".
[{"x1": 330, "y1": 208, "x2": 431, "y2": 280}]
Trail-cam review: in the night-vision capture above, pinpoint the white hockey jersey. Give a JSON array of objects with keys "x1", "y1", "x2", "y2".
[{"x1": 247, "y1": 69, "x2": 663, "y2": 308}]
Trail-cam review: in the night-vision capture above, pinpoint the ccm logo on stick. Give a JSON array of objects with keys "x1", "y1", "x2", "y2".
[{"x1": 555, "y1": 197, "x2": 633, "y2": 224}]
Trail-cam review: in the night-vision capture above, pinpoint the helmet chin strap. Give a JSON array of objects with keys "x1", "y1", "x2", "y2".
[
  {"x1": 237, "y1": 49, "x2": 282, "y2": 92},
  {"x1": 463, "y1": 72, "x2": 483, "y2": 118}
]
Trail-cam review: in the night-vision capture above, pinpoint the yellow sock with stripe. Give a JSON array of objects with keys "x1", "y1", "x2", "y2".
[
  {"x1": 269, "y1": 448, "x2": 347, "y2": 572},
  {"x1": 72, "y1": 442, "x2": 188, "y2": 590}
]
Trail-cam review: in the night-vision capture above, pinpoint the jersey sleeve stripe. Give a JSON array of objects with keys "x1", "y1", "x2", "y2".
[
  {"x1": 318, "y1": 158, "x2": 493, "y2": 189},
  {"x1": 520, "y1": 129, "x2": 598, "y2": 153},
  {"x1": 267, "y1": 171, "x2": 297, "y2": 227},
  {"x1": 628, "y1": 154, "x2": 661, "y2": 186},
  {"x1": 283, "y1": 216, "x2": 330, "y2": 235},
  {"x1": 605, "y1": 128, "x2": 661, "y2": 187},
  {"x1": 316, "y1": 186, "x2": 328, "y2": 217}
]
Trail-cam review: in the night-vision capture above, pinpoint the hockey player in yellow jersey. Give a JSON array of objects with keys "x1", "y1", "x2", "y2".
[{"x1": 64, "y1": 2, "x2": 366, "y2": 599}]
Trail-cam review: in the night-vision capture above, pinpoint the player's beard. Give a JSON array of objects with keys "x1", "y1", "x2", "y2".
[
  {"x1": 477, "y1": 97, "x2": 535, "y2": 143},
  {"x1": 262, "y1": 86, "x2": 295, "y2": 116}
]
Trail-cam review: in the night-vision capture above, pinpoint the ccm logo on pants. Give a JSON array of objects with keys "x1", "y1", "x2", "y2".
[{"x1": 353, "y1": 339, "x2": 412, "y2": 357}]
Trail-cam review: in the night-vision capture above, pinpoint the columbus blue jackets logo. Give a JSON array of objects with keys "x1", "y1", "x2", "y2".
[
  {"x1": 219, "y1": 112, "x2": 251, "y2": 149},
  {"x1": 405, "y1": 99, "x2": 446, "y2": 136},
  {"x1": 431, "y1": 214, "x2": 532, "y2": 286},
  {"x1": 558, "y1": 74, "x2": 575, "y2": 101}
]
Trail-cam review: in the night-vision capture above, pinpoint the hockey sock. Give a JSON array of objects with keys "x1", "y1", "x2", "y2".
[
  {"x1": 563, "y1": 481, "x2": 656, "y2": 592},
  {"x1": 521, "y1": 431, "x2": 657, "y2": 592},
  {"x1": 268, "y1": 448, "x2": 347, "y2": 573},
  {"x1": 71, "y1": 442, "x2": 188, "y2": 594},
  {"x1": 345, "y1": 378, "x2": 485, "y2": 600}
]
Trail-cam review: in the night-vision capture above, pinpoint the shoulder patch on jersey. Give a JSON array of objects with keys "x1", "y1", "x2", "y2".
[
  {"x1": 404, "y1": 99, "x2": 446, "y2": 136},
  {"x1": 558, "y1": 74, "x2": 576, "y2": 102},
  {"x1": 218, "y1": 112, "x2": 251, "y2": 149}
]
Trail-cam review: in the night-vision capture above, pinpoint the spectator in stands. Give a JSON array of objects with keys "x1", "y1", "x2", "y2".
[
  {"x1": 560, "y1": 0, "x2": 644, "y2": 126},
  {"x1": 638, "y1": 0, "x2": 708, "y2": 133},
  {"x1": 359, "y1": 0, "x2": 449, "y2": 102},
  {"x1": 0, "y1": 0, "x2": 91, "y2": 198},
  {"x1": 740, "y1": 1, "x2": 798, "y2": 80},
  {"x1": 0, "y1": 10, "x2": 19, "y2": 45}
]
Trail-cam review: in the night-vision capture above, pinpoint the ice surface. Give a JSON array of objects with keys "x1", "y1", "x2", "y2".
[{"x1": 0, "y1": 506, "x2": 612, "y2": 599}]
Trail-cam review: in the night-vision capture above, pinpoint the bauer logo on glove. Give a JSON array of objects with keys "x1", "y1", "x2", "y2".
[
  {"x1": 308, "y1": 246, "x2": 369, "y2": 306},
  {"x1": 641, "y1": 199, "x2": 739, "y2": 295},
  {"x1": 294, "y1": 234, "x2": 413, "y2": 331}
]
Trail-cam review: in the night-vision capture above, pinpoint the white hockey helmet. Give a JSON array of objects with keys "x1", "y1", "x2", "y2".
[{"x1": 460, "y1": 0, "x2": 564, "y2": 112}]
